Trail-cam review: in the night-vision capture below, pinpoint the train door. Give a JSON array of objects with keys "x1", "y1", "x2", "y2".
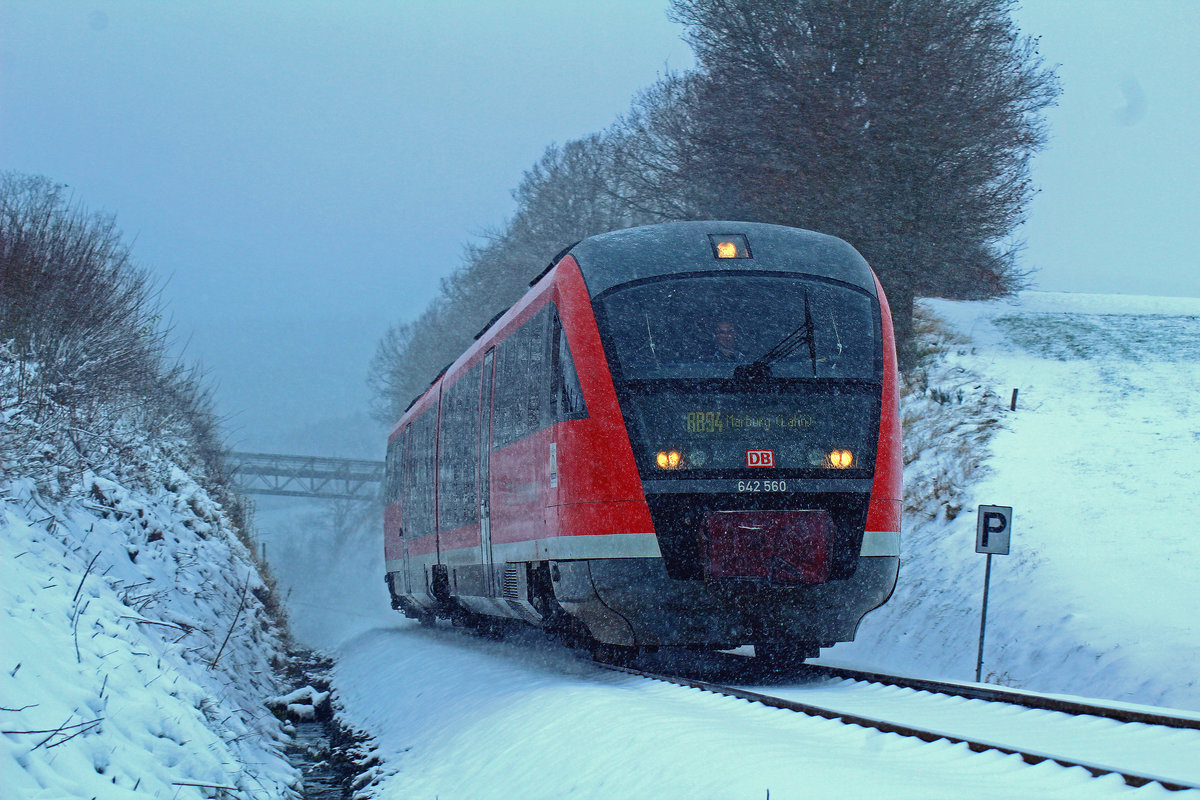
[
  {"x1": 478, "y1": 348, "x2": 496, "y2": 595},
  {"x1": 400, "y1": 427, "x2": 412, "y2": 593}
]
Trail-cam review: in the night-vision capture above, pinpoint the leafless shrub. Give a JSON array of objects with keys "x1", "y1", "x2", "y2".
[
  {"x1": 0, "y1": 173, "x2": 170, "y2": 414},
  {"x1": 901, "y1": 306, "x2": 1005, "y2": 527},
  {"x1": 0, "y1": 172, "x2": 241, "y2": 509}
]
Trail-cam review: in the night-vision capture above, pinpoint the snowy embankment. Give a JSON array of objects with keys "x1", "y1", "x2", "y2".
[
  {"x1": 1, "y1": 353, "x2": 298, "y2": 796},
  {"x1": 831, "y1": 291, "x2": 1200, "y2": 711}
]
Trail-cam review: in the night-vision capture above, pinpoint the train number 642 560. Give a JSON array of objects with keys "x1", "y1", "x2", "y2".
[{"x1": 737, "y1": 480, "x2": 788, "y2": 492}]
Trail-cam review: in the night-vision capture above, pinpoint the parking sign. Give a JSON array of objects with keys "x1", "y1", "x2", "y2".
[{"x1": 975, "y1": 505, "x2": 1012, "y2": 555}]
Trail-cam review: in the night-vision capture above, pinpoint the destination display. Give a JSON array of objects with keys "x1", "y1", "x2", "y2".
[
  {"x1": 625, "y1": 391, "x2": 878, "y2": 474},
  {"x1": 685, "y1": 410, "x2": 814, "y2": 435}
]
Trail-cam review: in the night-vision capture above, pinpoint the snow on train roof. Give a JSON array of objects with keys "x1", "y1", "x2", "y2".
[{"x1": 565, "y1": 221, "x2": 879, "y2": 297}]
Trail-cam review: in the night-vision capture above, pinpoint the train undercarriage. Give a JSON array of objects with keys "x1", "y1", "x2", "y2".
[{"x1": 387, "y1": 551, "x2": 898, "y2": 667}]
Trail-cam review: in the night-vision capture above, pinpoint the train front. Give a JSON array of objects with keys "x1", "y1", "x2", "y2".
[{"x1": 569, "y1": 222, "x2": 901, "y2": 655}]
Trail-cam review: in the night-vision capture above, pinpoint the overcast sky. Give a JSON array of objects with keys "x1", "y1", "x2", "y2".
[{"x1": 2, "y1": 1, "x2": 1197, "y2": 456}]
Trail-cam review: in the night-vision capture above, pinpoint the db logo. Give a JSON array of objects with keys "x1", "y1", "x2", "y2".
[{"x1": 746, "y1": 449, "x2": 775, "y2": 468}]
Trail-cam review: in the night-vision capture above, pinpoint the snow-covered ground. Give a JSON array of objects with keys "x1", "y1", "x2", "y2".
[
  {"x1": 273, "y1": 290, "x2": 1200, "y2": 798},
  {"x1": 8, "y1": 279, "x2": 1191, "y2": 797},
  {"x1": 0, "y1": 355, "x2": 298, "y2": 797},
  {"x1": 832, "y1": 291, "x2": 1200, "y2": 711},
  {"x1": 335, "y1": 624, "x2": 1182, "y2": 800}
]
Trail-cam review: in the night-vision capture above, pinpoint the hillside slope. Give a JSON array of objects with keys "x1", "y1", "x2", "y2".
[
  {"x1": 0, "y1": 349, "x2": 298, "y2": 797},
  {"x1": 831, "y1": 291, "x2": 1200, "y2": 711}
]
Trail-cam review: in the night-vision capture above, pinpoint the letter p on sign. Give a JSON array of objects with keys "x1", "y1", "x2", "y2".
[{"x1": 975, "y1": 505, "x2": 1012, "y2": 555}]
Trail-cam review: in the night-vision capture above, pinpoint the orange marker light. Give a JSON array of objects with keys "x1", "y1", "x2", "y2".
[{"x1": 708, "y1": 233, "x2": 751, "y2": 259}]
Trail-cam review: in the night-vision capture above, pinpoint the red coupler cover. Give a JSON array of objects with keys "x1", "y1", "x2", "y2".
[{"x1": 703, "y1": 510, "x2": 831, "y2": 584}]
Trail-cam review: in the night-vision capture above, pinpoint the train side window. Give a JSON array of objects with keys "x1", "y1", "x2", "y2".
[
  {"x1": 401, "y1": 424, "x2": 415, "y2": 527},
  {"x1": 398, "y1": 427, "x2": 411, "y2": 516},
  {"x1": 492, "y1": 332, "x2": 518, "y2": 449},
  {"x1": 550, "y1": 306, "x2": 587, "y2": 422},
  {"x1": 525, "y1": 314, "x2": 544, "y2": 431},
  {"x1": 385, "y1": 436, "x2": 397, "y2": 504},
  {"x1": 437, "y1": 363, "x2": 481, "y2": 531},
  {"x1": 405, "y1": 404, "x2": 438, "y2": 539},
  {"x1": 492, "y1": 303, "x2": 552, "y2": 449},
  {"x1": 385, "y1": 432, "x2": 405, "y2": 505}
]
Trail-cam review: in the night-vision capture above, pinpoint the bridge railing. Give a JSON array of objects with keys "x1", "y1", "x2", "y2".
[{"x1": 224, "y1": 451, "x2": 384, "y2": 501}]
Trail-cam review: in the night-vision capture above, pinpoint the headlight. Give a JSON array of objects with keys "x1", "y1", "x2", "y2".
[
  {"x1": 655, "y1": 449, "x2": 683, "y2": 469},
  {"x1": 827, "y1": 449, "x2": 854, "y2": 469}
]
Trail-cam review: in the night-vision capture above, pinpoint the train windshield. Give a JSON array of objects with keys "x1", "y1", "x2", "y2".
[
  {"x1": 594, "y1": 274, "x2": 877, "y2": 381},
  {"x1": 594, "y1": 274, "x2": 882, "y2": 476}
]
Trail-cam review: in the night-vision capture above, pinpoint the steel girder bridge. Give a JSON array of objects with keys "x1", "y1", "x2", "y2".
[{"x1": 224, "y1": 451, "x2": 384, "y2": 501}]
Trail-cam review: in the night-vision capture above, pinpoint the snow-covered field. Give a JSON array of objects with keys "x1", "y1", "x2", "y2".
[
  {"x1": 832, "y1": 291, "x2": 1200, "y2": 711},
  {"x1": 296, "y1": 290, "x2": 1200, "y2": 799}
]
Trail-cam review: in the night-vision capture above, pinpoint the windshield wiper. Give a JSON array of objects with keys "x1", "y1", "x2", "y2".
[
  {"x1": 644, "y1": 311, "x2": 660, "y2": 366},
  {"x1": 737, "y1": 291, "x2": 817, "y2": 380}
]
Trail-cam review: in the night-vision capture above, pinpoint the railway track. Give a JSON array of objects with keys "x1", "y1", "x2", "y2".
[
  {"x1": 809, "y1": 663, "x2": 1200, "y2": 731},
  {"x1": 597, "y1": 656, "x2": 1200, "y2": 792}
]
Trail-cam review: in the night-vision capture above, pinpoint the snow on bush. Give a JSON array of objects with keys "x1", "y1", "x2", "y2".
[{"x1": 1, "y1": 347, "x2": 299, "y2": 798}]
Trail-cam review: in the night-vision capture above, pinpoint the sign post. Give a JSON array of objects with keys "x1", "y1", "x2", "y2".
[{"x1": 975, "y1": 505, "x2": 1012, "y2": 683}]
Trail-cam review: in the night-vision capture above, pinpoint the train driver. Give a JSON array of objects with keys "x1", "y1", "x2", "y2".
[{"x1": 709, "y1": 319, "x2": 747, "y2": 361}]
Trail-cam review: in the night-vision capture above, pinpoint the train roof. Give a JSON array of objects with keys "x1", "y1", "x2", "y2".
[{"x1": 564, "y1": 221, "x2": 878, "y2": 298}]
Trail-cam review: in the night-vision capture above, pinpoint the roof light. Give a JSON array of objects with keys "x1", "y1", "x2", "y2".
[{"x1": 708, "y1": 233, "x2": 751, "y2": 259}]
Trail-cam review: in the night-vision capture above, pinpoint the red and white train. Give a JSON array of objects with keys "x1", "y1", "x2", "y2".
[{"x1": 384, "y1": 221, "x2": 901, "y2": 662}]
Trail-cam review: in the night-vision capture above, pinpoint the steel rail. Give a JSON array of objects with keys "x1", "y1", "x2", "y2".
[
  {"x1": 808, "y1": 664, "x2": 1200, "y2": 731},
  {"x1": 598, "y1": 663, "x2": 1200, "y2": 792}
]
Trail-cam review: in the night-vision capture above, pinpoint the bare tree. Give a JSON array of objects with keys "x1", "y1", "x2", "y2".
[
  {"x1": 369, "y1": 135, "x2": 651, "y2": 419},
  {"x1": 669, "y1": 0, "x2": 1060, "y2": 365},
  {"x1": 368, "y1": 318, "x2": 420, "y2": 425},
  {"x1": 604, "y1": 72, "x2": 721, "y2": 221},
  {"x1": 368, "y1": 0, "x2": 1058, "y2": 406}
]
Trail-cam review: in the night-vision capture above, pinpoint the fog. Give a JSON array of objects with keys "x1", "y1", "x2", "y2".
[
  {"x1": 1013, "y1": 1, "x2": 1200, "y2": 301},
  {"x1": 2, "y1": 1, "x2": 1196, "y2": 455}
]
